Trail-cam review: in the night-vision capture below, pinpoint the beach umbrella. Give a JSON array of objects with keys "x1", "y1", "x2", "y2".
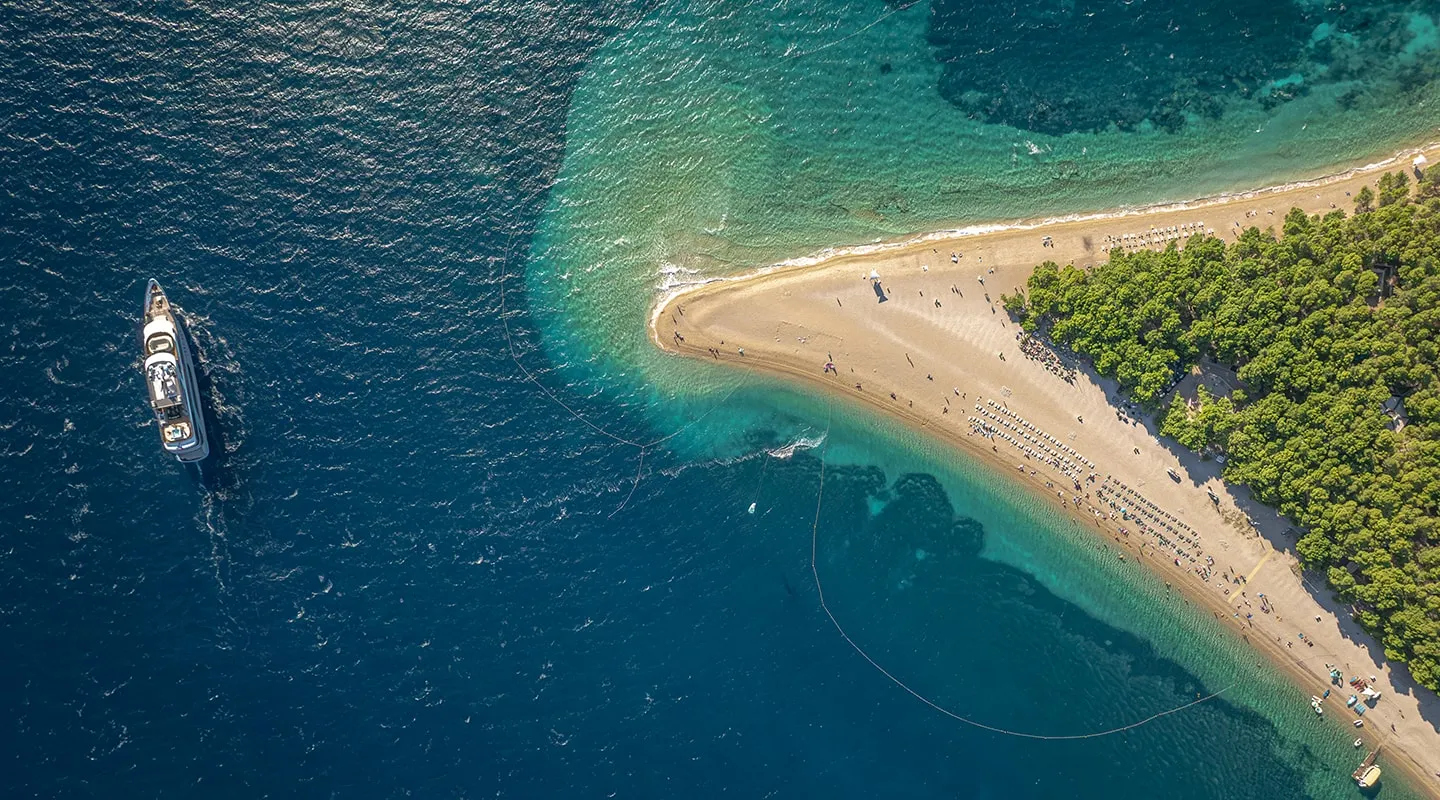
[{"x1": 869, "y1": 269, "x2": 880, "y2": 280}]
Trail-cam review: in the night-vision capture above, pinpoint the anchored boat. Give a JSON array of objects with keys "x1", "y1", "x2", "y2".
[
  {"x1": 140, "y1": 279, "x2": 209, "y2": 462},
  {"x1": 1352, "y1": 748, "x2": 1381, "y2": 790}
]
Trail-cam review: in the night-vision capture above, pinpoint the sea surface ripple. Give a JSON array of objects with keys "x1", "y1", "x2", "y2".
[{"x1": 1, "y1": 0, "x2": 1433, "y2": 797}]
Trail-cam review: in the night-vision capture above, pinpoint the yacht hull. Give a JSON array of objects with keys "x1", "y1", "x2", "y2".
[{"x1": 141, "y1": 279, "x2": 210, "y2": 463}]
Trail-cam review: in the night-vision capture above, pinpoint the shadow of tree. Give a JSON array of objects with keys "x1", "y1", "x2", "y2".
[{"x1": 1054, "y1": 348, "x2": 1440, "y2": 737}]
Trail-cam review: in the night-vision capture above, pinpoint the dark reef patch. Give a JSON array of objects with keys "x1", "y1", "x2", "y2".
[{"x1": 926, "y1": 0, "x2": 1316, "y2": 135}]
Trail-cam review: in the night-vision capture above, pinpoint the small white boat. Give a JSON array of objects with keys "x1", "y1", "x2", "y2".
[{"x1": 747, "y1": 502, "x2": 756, "y2": 514}]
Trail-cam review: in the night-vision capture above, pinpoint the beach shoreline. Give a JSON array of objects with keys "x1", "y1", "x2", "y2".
[
  {"x1": 648, "y1": 144, "x2": 1440, "y2": 797},
  {"x1": 649, "y1": 141, "x2": 1440, "y2": 333}
]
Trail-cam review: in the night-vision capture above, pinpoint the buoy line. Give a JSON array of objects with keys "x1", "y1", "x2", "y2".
[
  {"x1": 496, "y1": 258, "x2": 750, "y2": 516},
  {"x1": 807, "y1": 409, "x2": 1236, "y2": 740},
  {"x1": 781, "y1": 0, "x2": 921, "y2": 60}
]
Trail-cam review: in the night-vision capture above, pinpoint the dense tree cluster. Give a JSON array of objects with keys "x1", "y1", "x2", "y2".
[{"x1": 1004, "y1": 176, "x2": 1440, "y2": 688}]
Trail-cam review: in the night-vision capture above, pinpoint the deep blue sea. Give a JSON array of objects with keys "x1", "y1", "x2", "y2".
[{"x1": 5, "y1": 0, "x2": 1439, "y2": 797}]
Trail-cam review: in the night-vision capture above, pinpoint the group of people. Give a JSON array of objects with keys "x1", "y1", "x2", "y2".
[
  {"x1": 1016, "y1": 331, "x2": 1076, "y2": 383},
  {"x1": 1096, "y1": 478, "x2": 1201, "y2": 567},
  {"x1": 956, "y1": 374, "x2": 1251, "y2": 621},
  {"x1": 966, "y1": 392, "x2": 1274, "y2": 633}
]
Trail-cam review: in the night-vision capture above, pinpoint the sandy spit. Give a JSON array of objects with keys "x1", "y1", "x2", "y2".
[{"x1": 649, "y1": 145, "x2": 1440, "y2": 797}]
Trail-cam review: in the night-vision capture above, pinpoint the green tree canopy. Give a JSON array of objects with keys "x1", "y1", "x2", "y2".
[{"x1": 1015, "y1": 176, "x2": 1440, "y2": 688}]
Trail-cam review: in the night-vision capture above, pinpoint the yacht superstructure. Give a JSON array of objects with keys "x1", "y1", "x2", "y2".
[{"x1": 141, "y1": 280, "x2": 209, "y2": 462}]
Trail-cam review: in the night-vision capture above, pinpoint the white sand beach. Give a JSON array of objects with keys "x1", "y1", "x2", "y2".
[{"x1": 650, "y1": 146, "x2": 1440, "y2": 796}]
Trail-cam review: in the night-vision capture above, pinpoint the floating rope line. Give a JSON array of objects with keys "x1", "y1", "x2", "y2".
[
  {"x1": 748, "y1": 445, "x2": 774, "y2": 512},
  {"x1": 781, "y1": 0, "x2": 921, "y2": 60},
  {"x1": 609, "y1": 447, "x2": 646, "y2": 519},
  {"x1": 807, "y1": 407, "x2": 1236, "y2": 740},
  {"x1": 495, "y1": 252, "x2": 750, "y2": 516}
]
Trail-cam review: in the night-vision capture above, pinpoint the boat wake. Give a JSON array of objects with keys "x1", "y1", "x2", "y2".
[
  {"x1": 195, "y1": 490, "x2": 232, "y2": 595},
  {"x1": 183, "y1": 308, "x2": 247, "y2": 462}
]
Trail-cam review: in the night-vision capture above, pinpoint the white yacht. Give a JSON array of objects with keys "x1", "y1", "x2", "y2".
[{"x1": 141, "y1": 279, "x2": 209, "y2": 462}]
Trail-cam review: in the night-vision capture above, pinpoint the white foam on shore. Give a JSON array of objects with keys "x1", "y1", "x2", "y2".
[
  {"x1": 647, "y1": 141, "x2": 1440, "y2": 337},
  {"x1": 656, "y1": 260, "x2": 705, "y2": 294},
  {"x1": 766, "y1": 433, "x2": 826, "y2": 459}
]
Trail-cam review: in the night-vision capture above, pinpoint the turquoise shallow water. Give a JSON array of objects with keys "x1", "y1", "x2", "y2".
[
  {"x1": 522, "y1": 0, "x2": 1440, "y2": 795},
  {"x1": 10, "y1": 0, "x2": 1436, "y2": 794},
  {"x1": 531, "y1": 0, "x2": 1440, "y2": 382}
]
